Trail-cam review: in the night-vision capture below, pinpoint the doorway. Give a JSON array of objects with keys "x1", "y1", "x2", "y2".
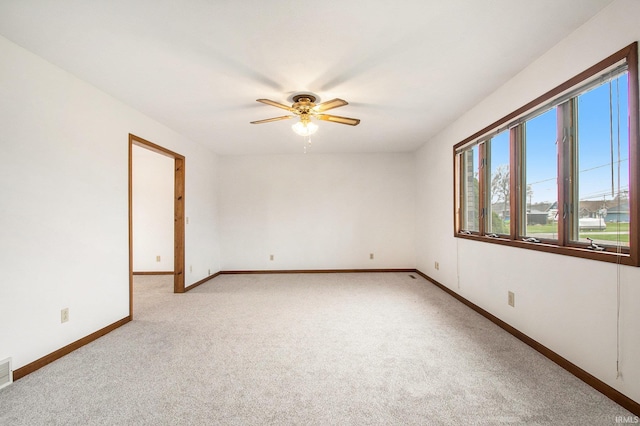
[{"x1": 128, "y1": 134, "x2": 185, "y2": 318}]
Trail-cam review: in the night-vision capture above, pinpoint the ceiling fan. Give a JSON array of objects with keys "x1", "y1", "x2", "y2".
[{"x1": 250, "y1": 94, "x2": 360, "y2": 136}]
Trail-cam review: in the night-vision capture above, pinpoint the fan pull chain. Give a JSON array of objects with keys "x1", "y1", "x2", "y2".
[{"x1": 304, "y1": 136, "x2": 312, "y2": 154}]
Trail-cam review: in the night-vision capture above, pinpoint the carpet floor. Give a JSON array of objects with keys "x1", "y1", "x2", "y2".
[{"x1": 0, "y1": 272, "x2": 633, "y2": 425}]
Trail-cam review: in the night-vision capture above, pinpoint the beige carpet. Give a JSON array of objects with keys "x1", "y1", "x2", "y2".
[{"x1": 0, "y1": 273, "x2": 633, "y2": 425}]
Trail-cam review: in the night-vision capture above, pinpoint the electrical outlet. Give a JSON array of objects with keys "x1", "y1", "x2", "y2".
[
  {"x1": 61, "y1": 308, "x2": 69, "y2": 323},
  {"x1": 208, "y1": 269, "x2": 211, "y2": 275},
  {"x1": 270, "y1": 254, "x2": 274, "y2": 261},
  {"x1": 435, "y1": 261, "x2": 439, "y2": 270},
  {"x1": 156, "y1": 255, "x2": 161, "y2": 262},
  {"x1": 508, "y1": 291, "x2": 515, "y2": 307},
  {"x1": 370, "y1": 253, "x2": 374, "y2": 260},
  {"x1": 186, "y1": 217, "x2": 189, "y2": 225},
  {"x1": 189, "y1": 265, "x2": 193, "y2": 273}
]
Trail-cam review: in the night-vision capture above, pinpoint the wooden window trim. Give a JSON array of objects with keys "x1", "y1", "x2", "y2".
[
  {"x1": 454, "y1": 43, "x2": 639, "y2": 267},
  {"x1": 478, "y1": 142, "x2": 488, "y2": 236},
  {"x1": 628, "y1": 42, "x2": 640, "y2": 266},
  {"x1": 509, "y1": 127, "x2": 519, "y2": 240}
]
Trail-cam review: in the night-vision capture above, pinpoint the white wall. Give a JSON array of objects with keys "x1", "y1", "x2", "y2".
[
  {"x1": 416, "y1": 0, "x2": 640, "y2": 404},
  {"x1": 0, "y1": 34, "x2": 221, "y2": 371},
  {"x1": 218, "y1": 153, "x2": 416, "y2": 271},
  {"x1": 132, "y1": 145, "x2": 174, "y2": 272}
]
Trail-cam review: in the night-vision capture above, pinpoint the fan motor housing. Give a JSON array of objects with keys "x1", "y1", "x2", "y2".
[
  {"x1": 292, "y1": 94, "x2": 316, "y2": 114},
  {"x1": 292, "y1": 94, "x2": 317, "y2": 103}
]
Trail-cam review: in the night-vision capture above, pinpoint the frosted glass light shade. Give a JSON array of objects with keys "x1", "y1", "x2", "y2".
[{"x1": 292, "y1": 120, "x2": 318, "y2": 136}]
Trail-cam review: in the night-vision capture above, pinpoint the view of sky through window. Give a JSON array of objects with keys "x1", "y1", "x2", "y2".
[
  {"x1": 576, "y1": 73, "x2": 629, "y2": 204},
  {"x1": 456, "y1": 45, "x2": 636, "y2": 262},
  {"x1": 575, "y1": 72, "x2": 629, "y2": 245}
]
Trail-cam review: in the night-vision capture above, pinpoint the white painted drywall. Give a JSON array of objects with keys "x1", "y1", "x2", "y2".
[
  {"x1": 218, "y1": 153, "x2": 416, "y2": 270},
  {"x1": 132, "y1": 145, "x2": 174, "y2": 272},
  {"x1": 415, "y1": 0, "x2": 640, "y2": 404},
  {"x1": 0, "y1": 35, "x2": 221, "y2": 371}
]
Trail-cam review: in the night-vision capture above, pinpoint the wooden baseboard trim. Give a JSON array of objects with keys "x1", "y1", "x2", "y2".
[
  {"x1": 13, "y1": 316, "x2": 131, "y2": 381},
  {"x1": 414, "y1": 269, "x2": 640, "y2": 416},
  {"x1": 220, "y1": 268, "x2": 416, "y2": 275},
  {"x1": 184, "y1": 272, "x2": 221, "y2": 292},
  {"x1": 132, "y1": 271, "x2": 174, "y2": 275}
]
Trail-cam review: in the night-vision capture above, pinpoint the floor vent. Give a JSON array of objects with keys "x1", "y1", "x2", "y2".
[{"x1": 0, "y1": 358, "x2": 12, "y2": 390}]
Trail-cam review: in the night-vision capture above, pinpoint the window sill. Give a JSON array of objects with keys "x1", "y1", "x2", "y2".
[{"x1": 454, "y1": 232, "x2": 637, "y2": 266}]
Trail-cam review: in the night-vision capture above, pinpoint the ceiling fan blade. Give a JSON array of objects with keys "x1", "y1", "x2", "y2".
[
  {"x1": 315, "y1": 114, "x2": 360, "y2": 126},
  {"x1": 250, "y1": 115, "x2": 295, "y2": 124},
  {"x1": 256, "y1": 99, "x2": 295, "y2": 111},
  {"x1": 313, "y1": 98, "x2": 348, "y2": 112}
]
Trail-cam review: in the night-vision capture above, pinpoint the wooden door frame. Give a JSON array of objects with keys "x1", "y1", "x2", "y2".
[{"x1": 128, "y1": 134, "x2": 186, "y2": 318}]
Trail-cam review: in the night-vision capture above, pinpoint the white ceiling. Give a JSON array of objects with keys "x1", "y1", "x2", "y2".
[{"x1": 0, "y1": 0, "x2": 614, "y2": 155}]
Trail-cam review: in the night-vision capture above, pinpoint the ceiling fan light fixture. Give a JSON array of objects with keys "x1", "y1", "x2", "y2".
[
  {"x1": 251, "y1": 94, "x2": 359, "y2": 144},
  {"x1": 292, "y1": 120, "x2": 318, "y2": 136}
]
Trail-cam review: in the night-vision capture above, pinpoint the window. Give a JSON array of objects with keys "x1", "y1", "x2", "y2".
[
  {"x1": 488, "y1": 130, "x2": 510, "y2": 235},
  {"x1": 454, "y1": 43, "x2": 639, "y2": 266},
  {"x1": 573, "y1": 72, "x2": 630, "y2": 247},
  {"x1": 523, "y1": 108, "x2": 558, "y2": 240},
  {"x1": 460, "y1": 145, "x2": 480, "y2": 233}
]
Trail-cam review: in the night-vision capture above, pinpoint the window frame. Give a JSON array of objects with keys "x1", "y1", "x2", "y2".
[{"x1": 454, "y1": 43, "x2": 639, "y2": 266}]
